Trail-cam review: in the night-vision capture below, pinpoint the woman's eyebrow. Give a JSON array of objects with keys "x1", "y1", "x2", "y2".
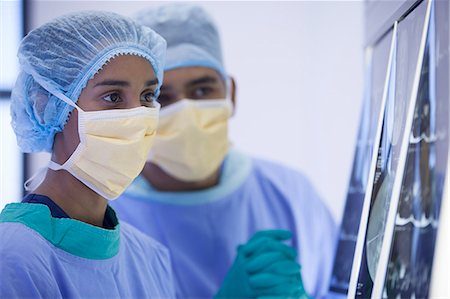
[
  {"x1": 94, "y1": 80, "x2": 129, "y2": 87},
  {"x1": 144, "y1": 79, "x2": 159, "y2": 87},
  {"x1": 94, "y1": 78, "x2": 158, "y2": 87}
]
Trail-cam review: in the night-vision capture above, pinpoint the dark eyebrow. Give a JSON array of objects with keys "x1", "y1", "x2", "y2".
[
  {"x1": 188, "y1": 76, "x2": 218, "y2": 86},
  {"x1": 94, "y1": 78, "x2": 158, "y2": 88},
  {"x1": 94, "y1": 80, "x2": 129, "y2": 87},
  {"x1": 145, "y1": 79, "x2": 159, "y2": 87},
  {"x1": 160, "y1": 76, "x2": 218, "y2": 91}
]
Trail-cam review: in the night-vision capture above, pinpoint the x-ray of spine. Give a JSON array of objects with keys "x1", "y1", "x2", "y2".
[{"x1": 383, "y1": 2, "x2": 449, "y2": 297}]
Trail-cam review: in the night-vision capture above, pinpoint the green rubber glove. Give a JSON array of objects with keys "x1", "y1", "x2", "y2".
[{"x1": 214, "y1": 230, "x2": 311, "y2": 299}]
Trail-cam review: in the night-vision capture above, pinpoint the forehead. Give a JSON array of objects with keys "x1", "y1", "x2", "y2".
[
  {"x1": 162, "y1": 67, "x2": 224, "y2": 87},
  {"x1": 90, "y1": 55, "x2": 155, "y2": 83}
]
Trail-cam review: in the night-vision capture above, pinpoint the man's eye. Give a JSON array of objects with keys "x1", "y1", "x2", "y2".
[
  {"x1": 192, "y1": 87, "x2": 213, "y2": 98},
  {"x1": 102, "y1": 93, "x2": 121, "y2": 103}
]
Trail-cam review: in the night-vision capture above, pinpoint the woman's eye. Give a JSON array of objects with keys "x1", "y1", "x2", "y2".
[{"x1": 102, "y1": 93, "x2": 121, "y2": 103}]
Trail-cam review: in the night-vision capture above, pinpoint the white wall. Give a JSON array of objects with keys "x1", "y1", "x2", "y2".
[
  {"x1": 0, "y1": 0, "x2": 24, "y2": 211},
  {"x1": 28, "y1": 0, "x2": 365, "y2": 222}
]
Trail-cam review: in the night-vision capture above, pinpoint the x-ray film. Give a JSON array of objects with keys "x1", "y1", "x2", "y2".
[
  {"x1": 349, "y1": 1, "x2": 431, "y2": 298},
  {"x1": 347, "y1": 22, "x2": 398, "y2": 299},
  {"x1": 381, "y1": 1, "x2": 449, "y2": 297},
  {"x1": 329, "y1": 30, "x2": 392, "y2": 296}
]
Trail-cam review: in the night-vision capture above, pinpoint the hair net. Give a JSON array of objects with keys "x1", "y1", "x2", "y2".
[
  {"x1": 11, "y1": 11, "x2": 166, "y2": 153},
  {"x1": 135, "y1": 4, "x2": 226, "y2": 79}
]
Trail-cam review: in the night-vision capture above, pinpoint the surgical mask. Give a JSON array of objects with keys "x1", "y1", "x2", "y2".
[
  {"x1": 148, "y1": 97, "x2": 232, "y2": 182},
  {"x1": 38, "y1": 89, "x2": 160, "y2": 200}
]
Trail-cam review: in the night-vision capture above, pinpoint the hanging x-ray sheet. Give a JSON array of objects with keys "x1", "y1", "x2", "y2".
[
  {"x1": 381, "y1": 0, "x2": 449, "y2": 297},
  {"x1": 350, "y1": 1, "x2": 431, "y2": 298},
  {"x1": 329, "y1": 29, "x2": 393, "y2": 297},
  {"x1": 347, "y1": 23, "x2": 397, "y2": 298}
]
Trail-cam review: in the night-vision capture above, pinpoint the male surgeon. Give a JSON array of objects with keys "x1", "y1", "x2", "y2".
[{"x1": 111, "y1": 4, "x2": 337, "y2": 298}]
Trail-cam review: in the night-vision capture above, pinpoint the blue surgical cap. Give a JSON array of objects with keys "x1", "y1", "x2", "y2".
[
  {"x1": 11, "y1": 11, "x2": 166, "y2": 153},
  {"x1": 135, "y1": 4, "x2": 226, "y2": 80}
]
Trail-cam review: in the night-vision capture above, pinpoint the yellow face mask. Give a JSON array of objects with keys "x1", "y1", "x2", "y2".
[
  {"x1": 47, "y1": 92, "x2": 159, "y2": 200},
  {"x1": 148, "y1": 97, "x2": 232, "y2": 182}
]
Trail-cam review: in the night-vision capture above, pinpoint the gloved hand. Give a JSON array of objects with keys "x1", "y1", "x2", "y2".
[{"x1": 214, "y1": 230, "x2": 310, "y2": 299}]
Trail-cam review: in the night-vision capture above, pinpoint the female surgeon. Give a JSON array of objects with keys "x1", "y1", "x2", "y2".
[{"x1": 0, "y1": 11, "x2": 175, "y2": 298}]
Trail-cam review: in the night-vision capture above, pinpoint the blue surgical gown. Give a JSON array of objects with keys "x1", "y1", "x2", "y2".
[
  {"x1": 0, "y1": 202, "x2": 175, "y2": 298},
  {"x1": 111, "y1": 149, "x2": 338, "y2": 298}
]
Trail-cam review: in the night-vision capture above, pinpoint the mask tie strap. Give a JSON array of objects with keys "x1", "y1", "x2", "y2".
[
  {"x1": 48, "y1": 160, "x2": 64, "y2": 171},
  {"x1": 29, "y1": 72, "x2": 82, "y2": 112},
  {"x1": 24, "y1": 167, "x2": 48, "y2": 192},
  {"x1": 48, "y1": 89, "x2": 81, "y2": 111}
]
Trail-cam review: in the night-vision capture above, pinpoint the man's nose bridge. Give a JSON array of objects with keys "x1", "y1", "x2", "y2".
[
  {"x1": 173, "y1": 87, "x2": 187, "y2": 101},
  {"x1": 171, "y1": 89, "x2": 187, "y2": 102},
  {"x1": 175, "y1": 94, "x2": 186, "y2": 101}
]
